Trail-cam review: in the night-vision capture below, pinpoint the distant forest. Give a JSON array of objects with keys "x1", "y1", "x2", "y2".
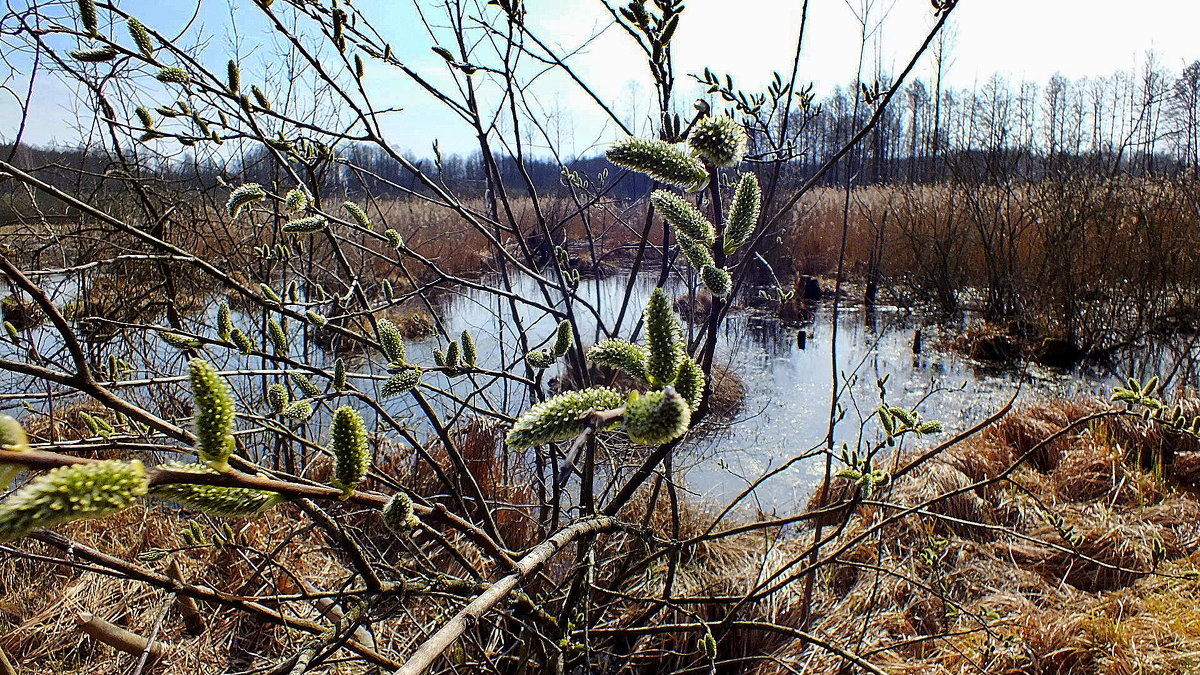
[{"x1": 5, "y1": 60, "x2": 1200, "y2": 203}]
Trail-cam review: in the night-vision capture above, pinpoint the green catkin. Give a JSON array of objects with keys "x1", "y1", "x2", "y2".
[
  {"x1": 259, "y1": 283, "x2": 282, "y2": 303},
  {"x1": 290, "y1": 373, "x2": 321, "y2": 398},
  {"x1": 226, "y1": 59, "x2": 241, "y2": 93},
  {"x1": 525, "y1": 350, "x2": 555, "y2": 370},
  {"x1": 723, "y1": 172, "x2": 761, "y2": 255},
  {"x1": 305, "y1": 311, "x2": 327, "y2": 326},
  {"x1": 127, "y1": 17, "x2": 154, "y2": 56},
  {"x1": 150, "y1": 462, "x2": 284, "y2": 516},
  {"x1": 674, "y1": 358, "x2": 706, "y2": 411},
  {"x1": 444, "y1": 341, "x2": 461, "y2": 371},
  {"x1": 189, "y1": 359, "x2": 236, "y2": 471},
  {"x1": 376, "y1": 319, "x2": 406, "y2": 364},
  {"x1": 282, "y1": 215, "x2": 326, "y2": 233},
  {"x1": 461, "y1": 331, "x2": 477, "y2": 367},
  {"x1": 252, "y1": 85, "x2": 271, "y2": 111},
  {"x1": 677, "y1": 233, "x2": 715, "y2": 270},
  {"x1": 433, "y1": 349, "x2": 446, "y2": 368},
  {"x1": 333, "y1": 358, "x2": 347, "y2": 391},
  {"x1": 623, "y1": 386, "x2": 691, "y2": 446},
  {"x1": 0, "y1": 460, "x2": 149, "y2": 543},
  {"x1": 155, "y1": 67, "x2": 190, "y2": 85},
  {"x1": 650, "y1": 190, "x2": 715, "y2": 245},
  {"x1": 285, "y1": 188, "x2": 309, "y2": 212},
  {"x1": 158, "y1": 330, "x2": 200, "y2": 350},
  {"x1": 380, "y1": 279, "x2": 394, "y2": 300},
  {"x1": 217, "y1": 302, "x2": 232, "y2": 342},
  {"x1": 266, "y1": 319, "x2": 288, "y2": 353},
  {"x1": 280, "y1": 400, "x2": 313, "y2": 420},
  {"x1": 77, "y1": 0, "x2": 98, "y2": 35},
  {"x1": 266, "y1": 383, "x2": 288, "y2": 414},
  {"x1": 381, "y1": 369, "x2": 421, "y2": 398},
  {"x1": 230, "y1": 328, "x2": 253, "y2": 354},
  {"x1": 687, "y1": 115, "x2": 747, "y2": 167},
  {"x1": 587, "y1": 339, "x2": 649, "y2": 381},
  {"x1": 69, "y1": 47, "x2": 117, "y2": 62},
  {"x1": 606, "y1": 137, "x2": 709, "y2": 192},
  {"x1": 505, "y1": 387, "x2": 625, "y2": 450},
  {"x1": 226, "y1": 183, "x2": 265, "y2": 217},
  {"x1": 384, "y1": 228, "x2": 404, "y2": 250},
  {"x1": 0, "y1": 415, "x2": 30, "y2": 489},
  {"x1": 342, "y1": 201, "x2": 372, "y2": 229},
  {"x1": 700, "y1": 265, "x2": 732, "y2": 298},
  {"x1": 551, "y1": 320, "x2": 573, "y2": 358},
  {"x1": 329, "y1": 406, "x2": 368, "y2": 498},
  {"x1": 4, "y1": 321, "x2": 17, "y2": 343},
  {"x1": 644, "y1": 288, "x2": 684, "y2": 387},
  {"x1": 382, "y1": 492, "x2": 419, "y2": 534},
  {"x1": 700, "y1": 633, "x2": 718, "y2": 660},
  {"x1": 135, "y1": 107, "x2": 155, "y2": 129},
  {"x1": 155, "y1": 106, "x2": 178, "y2": 117}
]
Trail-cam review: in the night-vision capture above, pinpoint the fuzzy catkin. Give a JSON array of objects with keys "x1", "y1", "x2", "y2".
[
  {"x1": 150, "y1": 462, "x2": 284, "y2": 517},
  {"x1": 376, "y1": 319, "x2": 406, "y2": 364},
  {"x1": 381, "y1": 369, "x2": 421, "y2": 398},
  {"x1": 189, "y1": 359, "x2": 236, "y2": 471},
  {"x1": 127, "y1": 17, "x2": 154, "y2": 57},
  {"x1": 606, "y1": 137, "x2": 709, "y2": 192},
  {"x1": 283, "y1": 215, "x2": 326, "y2": 233},
  {"x1": 551, "y1": 320, "x2": 573, "y2": 358},
  {"x1": 329, "y1": 406, "x2": 368, "y2": 497},
  {"x1": 506, "y1": 387, "x2": 624, "y2": 450},
  {"x1": 266, "y1": 383, "x2": 288, "y2": 414},
  {"x1": 651, "y1": 190, "x2": 715, "y2": 245},
  {"x1": 700, "y1": 265, "x2": 732, "y2": 298},
  {"x1": 674, "y1": 358, "x2": 706, "y2": 411},
  {"x1": 644, "y1": 288, "x2": 684, "y2": 387},
  {"x1": 586, "y1": 339, "x2": 648, "y2": 381},
  {"x1": 0, "y1": 414, "x2": 29, "y2": 489},
  {"x1": 0, "y1": 460, "x2": 149, "y2": 543},
  {"x1": 688, "y1": 115, "x2": 747, "y2": 168},
  {"x1": 226, "y1": 183, "x2": 265, "y2": 217},
  {"x1": 623, "y1": 386, "x2": 691, "y2": 446},
  {"x1": 723, "y1": 172, "x2": 761, "y2": 255}
]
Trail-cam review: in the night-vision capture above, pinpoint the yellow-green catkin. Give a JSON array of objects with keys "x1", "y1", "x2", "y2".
[
  {"x1": 290, "y1": 372, "x2": 321, "y2": 398},
  {"x1": 155, "y1": 67, "x2": 191, "y2": 85},
  {"x1": 283, "y1": 215, "x2": 326, "y2": 233},
  {"x1": 551, "y1": 320, "x2": 573, "y2": 358},
  {"x1": 0, "y1": 460, "x2": 149, "y2": 543},
  {"x1": 677, "y1": 233, "x2": 715, "y2": 270},
  {"x1": 189, "y1": 358, "x2": 236, "y2": 472},
  {"x1": 150, "y1": 462, "x2": 284, "y2": 517},
  {"x1": 461, "y1": 331, "x2": 477, "y2": 367},
  {"x1": 623, "y1": 386, "x2": 691, "y2": 446},
  {"x1": 385, "y1": 229, "x2": 404, "y2": 250},
  {"x1": 217, "y1": 302, "x2": 233, "y2": 342},
  {"x1": 0, "y1": 415, "x2": 30, "y2": 489},
  {"x1": 651, "y1": 190, "x2": 715, "y2": 245},
  {"x1": 127, "y1": 17, "x2": 154, "y2": 57},
  {"x1": 343, "y1": 201, "x2": 372, "y2": 229},
  {"x1": 77, "y1": 0, "x2": 98, "y2": 36},
  {"x1": 674, "y1": 358, "x2": 706, "y2": 411},
  {"x1": 266, "y1": 383, "x2": 288, "y2": 414},
  {"x1": 723, "y1": 172, "x2": 761, "y2": 255},
  {"x1": 644, "y1": 288, "x2": 684, "y2": 388},
  {"x1": 329, "y1": 406, "x2": 368, "y2": 498},
  {"x1": 700, "y1": 265, "x2": 732, "y2": 298},
  {"x1": 606, "y1": 137, "x2": 709, "y2": 192},
  {"x1": 333, "y1": 358, "x2": 347, "y2": 391},
  {"x1": 69, "y1": 47, "x2": 117, "y2": 62},
  {"x1": 226, "y1": 59, "x2": 241, "y2": 93},
  {"x1": 381, "y1": 369, "x2": 421, "y2": 398},
  {"x1": 505, "y1": 387, "x2": 624, "y2": 449},
  {"x1": 382, "y1": 492, "x2": 419, "y2": 534},
  {"x1": 688, "y1": 115, "x2": 747, "y2": 168},
  {"x1": 266, "y1": 318, "x2": 288, "y2": 353},
  {"x1": 525, "y1": 349, "x2": 555, "y2": 370},
  {"x1": 586, "y1": 339, "x2": 648, "y2": 381},
  {"x1": 226, "y1": 183, "x2": 265, "y2": 217},
  {"x1": 285, "y1": 188, "x2": 309, "y2": 212},
  {"x1": 376, "y1": 319, "x2": 406, "y2": 364}
]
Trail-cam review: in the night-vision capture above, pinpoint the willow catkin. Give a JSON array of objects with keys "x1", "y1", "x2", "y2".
[
  {"x1": 127, "y1": 17, "x2": 154, "y2": 57},
  {"x1": 189, "y1": 359, "x2": 236, "y2": 471},
  {"x1": 644, "y1": 288, "x2": 684, "y2": 387},
  {"x1": 155, "y1": 67, "x2": 190, "y2": 85},
  {"x1": 333, "y1": 358, "x2": 347, "y2": 391},
  {"x1": 226, "y1": 183, "x2": 265, "y2": 217},
  {"x1": 0, "y1": 414, "x2": 29, "y2": 489},
  {"x1": 376, "y1": 319, "x2": 406, "y2": 364},
  {"x1": 226, "y1": 59, "x2": 241, "y2": 93},
  {"x1": 290, "y1": 373, "x2": 321, "y2": 398},
  {"x1": 623, "y1": 386, "x2": 691, "y2": 446},
  {"x1": 282, "y1": 215, "x2": 326, "y2": 233},
  {"x1": 586, "y1": 339, "x2": 648, "y2": 381},
  {"x1": 651, "y1": 190, "x2": 715, "y2": 245},
  {"x1": 606, "y1": 137, "x2": 709, "y2": 192},
  {"x1": 687, "y1": 115, "x2": 747, "y2": 168},
  {"x1": 505, "y1": 387, "x2": 624, "y2": 450},
  {"x1": 0, "y1": 460, "x2": 149, "y2": 543},
  {"x1": 723, "y1": 172, "x2": 761, "y2": 255},
  {"x1": 674, "y1": 357, "x2": 706, "y2": 411},
  {"x1": 284, "y1": 188, "x2": 309, "y2": 212},
  {"x1": 329, "y1": 406, "x2": 368, "y2": 497},
  {"x1": 217, "y1": 302, "x2": 233, "y2": 342},
  {"x1": 677, "y1": 233, "x2": 714, "y2": 270},
  {"x1": 342, "y1": 201, "x2": 371, "y2": 229},
  {"x1": 700, "y1": 264, "x2": 732, "y2": 298},
  {"x1": 150, "y1": 462, "x2": 284, "y2": 516},
  {"x1": 525, "y1": 349, "x2": 556, "y2": 370},
  {"x1": 381, "y1": 369, "x2": 421, "y2": 398},
  {"x1": 266, "y1": 383, "x2": 288, "y2": 414},
  {"x1": 266, "y1": 319, "x2": 288, "y2": 353},
  {"x1": 69, "y1": 47, "x2": 117, "y2": 62},
  {"x1": 551, "y1": 320, "x2": 573, "y2": 358},
  {"x1": 77, "y1": 0, "x2": 98, "y2": 35},
  {"x1": 461, "y1": 331, "x2": 477, "y2": 367},
  {"x1": 382, "y1": 492, "x2": 419, "y2": 534}
]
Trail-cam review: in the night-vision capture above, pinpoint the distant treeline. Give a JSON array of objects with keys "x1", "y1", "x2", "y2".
[{"x1": 5, "y1": 60, "x2": 1200, "y2": 203}]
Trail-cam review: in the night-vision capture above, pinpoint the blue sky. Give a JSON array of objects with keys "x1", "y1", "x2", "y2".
[{"x1": 3, "y1": 0, "x2": 1198, "y2": 157}]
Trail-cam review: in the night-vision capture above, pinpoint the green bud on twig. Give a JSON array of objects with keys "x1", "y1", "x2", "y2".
[
  {"x1": 280, "y1": 400, "x2": 313, "y2": 420},
  {"x1": 77, "y1": 0, "x2": 98, "y2": 35},
  {"x1": 333, "y1": 358, "x2": 347, "y2": 391},
  {"x1": 230, "y1": 328, "x2": 253, "y2": 354},
  {"x1": 385, "y1": 228, "x2": 404, "y2": 250},
  {"x1": 290, "y1": 372, "x2": 321, "y2": 398},
  {"x1": 158, "y1": 331, "x2": 199, "y2": 350},
  {"x1": 343, "y1": 201, "x2": 371, "y2": 229},
  {"x1": 525, "y1": 349, "x2": 556, "y2": 370},
  {"x1": 284, "y1": 188, "x2": 309, "y2": 212},
  {"x1": 217, "y1": 302, "x2": 233, "y2": 342},
  {"x1": 155, "y1": 67, "x2": 190, "y2": 85},
  {"x1": 267, "y1": 318, "x2": 288, "y2": 353},
  {"x1": 461, "y1": 331, "x2": 477, "y2": 367}
]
